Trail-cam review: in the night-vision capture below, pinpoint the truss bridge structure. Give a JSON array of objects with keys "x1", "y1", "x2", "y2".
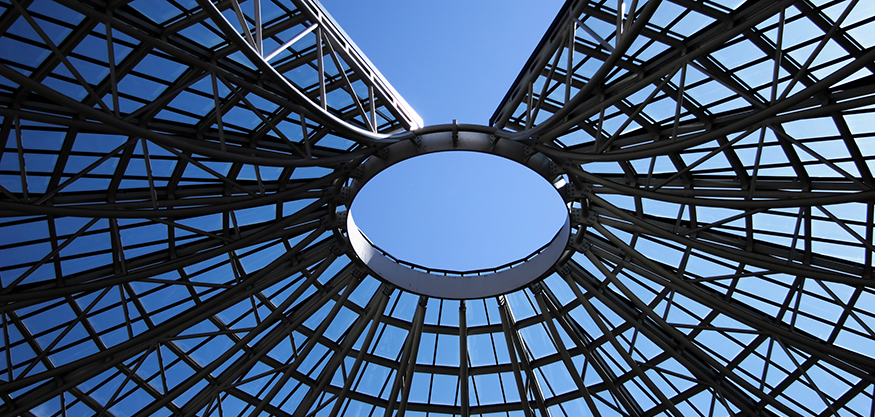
[{"x1": 0, "y1": 0, "x2": 874, "y2": 416}]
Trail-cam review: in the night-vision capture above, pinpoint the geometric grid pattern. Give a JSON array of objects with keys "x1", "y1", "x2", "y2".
[
  {"x1": 0, "y1": 0, "x2": 873, "y2": 416},
  {"x1": 492, "y1": 1, "x2": 875, "y2": 415}
]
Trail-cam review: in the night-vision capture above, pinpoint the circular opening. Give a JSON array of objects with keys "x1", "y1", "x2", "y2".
[
  {"x1": 344, "y1": 130, "x2": 571, "y2": 300},
  {"x1": 350, "y1": 151, "x2": 567, "y2": 271}
]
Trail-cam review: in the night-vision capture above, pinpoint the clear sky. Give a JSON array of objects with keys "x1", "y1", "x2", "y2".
[
  {"x1": 319, "y1": 0, "x2": 565, "y2": 125},
  {"x1": 351, "y1": 151, "x2": 568, "y2": 271},
  {"x1": 319, "y1": 1, "x2": 569, "y2": 270}
]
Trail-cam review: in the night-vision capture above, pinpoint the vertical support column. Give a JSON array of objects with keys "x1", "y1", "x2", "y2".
[
  {"x1": 531, "y1": 283, "x2": 602, "y2": 416},
  {"x1": 13, "y1": 116, "x2": 28, "y2": 201},
  {"x1": 254, "y1": 0, "x2": 262, "y2": 56},
  {"x1": 384, "y1": 296, "x2": 427, "y2": 417},
  {"x1": 566, "y1": 20, "x2": 576, "y2": 104},
  {"x1": 616, "y1": 0, "x2": 624, "y2": 46},
  {"x1": 316, "y1": 27, "x2": 327, "y2": 110},
  {"x1": 670, "y1": 64, "x2": 687, "y2": 143},
  {"x1": 459, "y1": 300, "x2": 469, "y2": 417},
  {"x1": 328, "y1": 284, "x2": 394, "y2": 417},
  {"x1": 498, "y1": 295, "x2": 552, "y2": 417},
  {"x1": 210, "y1": 72, "x2": 226, "y2": 151},
  {"x1": 105, "y1": 9, "x2": 120, "y2": 117},
  {"x1": 503, "y1": 299, "x2": 550, "y2": 417},
  {"x1": 229, "y1": 0, "x2": 255, "y2": 50},
  {"x1": 595, "y1": 106, "x2": 605, "y2": 152},
  {"x1": 369, "y1": 84, "x2": 377, "y2": 132},
  {"x1": 2, "y1": 312, "x2": 12, "y2": 382},
  {"x1": 140, "y1": 138, "x2": 159, "y2": 209},
  {"x1": 525, "y1": 82, "x2": 534, "y2": 129}
]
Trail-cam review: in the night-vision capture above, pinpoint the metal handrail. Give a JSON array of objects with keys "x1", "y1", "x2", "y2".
[{"x1": 356, "y1": 227, "x2": 561, "y2": 278}]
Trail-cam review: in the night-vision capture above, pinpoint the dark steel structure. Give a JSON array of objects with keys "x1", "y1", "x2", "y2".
[{"x1": 0, "y1": 0, "x2": 874, "y2": 416}]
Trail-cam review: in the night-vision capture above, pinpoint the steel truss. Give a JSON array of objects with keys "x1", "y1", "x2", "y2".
[{"x1": 0, "y1": 0, "x2": 874, "y2": 416}]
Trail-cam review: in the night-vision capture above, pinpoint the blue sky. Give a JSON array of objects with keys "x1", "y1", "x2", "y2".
[
  {"x1": 351, "y1": 151, "x2": 568, "y2": 271},
  {"x1": 319, "y1": 0, "x2": 565, "y2": 125},
  {"x1": 320, "y1": 1, "x2": 568, "y2": 270}
]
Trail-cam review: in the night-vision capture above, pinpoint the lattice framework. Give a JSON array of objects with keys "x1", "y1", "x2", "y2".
[{"x1": 0, "y1": 0, "x2": 874, "y2": 416}]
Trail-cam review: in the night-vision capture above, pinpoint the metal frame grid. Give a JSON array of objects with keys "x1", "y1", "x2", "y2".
[{"x1": 0, "y1": 0, "x2": 873, "y2": 416}]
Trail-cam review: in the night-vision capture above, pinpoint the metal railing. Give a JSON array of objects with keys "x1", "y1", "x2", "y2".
[{"x1": 357, "y1": 228, "x2": 559, "y2": 278}]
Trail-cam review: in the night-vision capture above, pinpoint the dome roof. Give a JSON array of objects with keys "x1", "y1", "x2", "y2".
[{"x1": 1, "y1": 1, "x2": 874, "y2": 416}]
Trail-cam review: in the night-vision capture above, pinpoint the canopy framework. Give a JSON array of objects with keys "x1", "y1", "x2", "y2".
[{"x1": 0, "y1": 1, "x2": 874, "y2": 417}]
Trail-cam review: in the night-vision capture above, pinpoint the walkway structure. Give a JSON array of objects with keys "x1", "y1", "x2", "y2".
[{"x1": 0, "y1": 0, "x2": 874, "y2": 416}]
